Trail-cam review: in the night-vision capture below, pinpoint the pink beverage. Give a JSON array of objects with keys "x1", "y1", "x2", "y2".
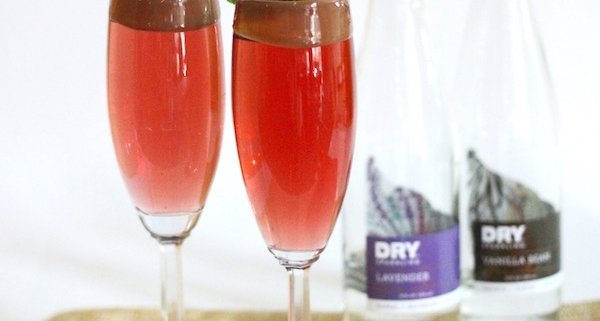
[
  {"x1": 108, "y1": 0, "x2": 224, "y2": 215},
  {"x1": 232, "y1": 0, "x2": 355, "y2": 252}
]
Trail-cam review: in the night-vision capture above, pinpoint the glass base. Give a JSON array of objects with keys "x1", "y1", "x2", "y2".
[
  {"x1": 269, "y1": 248, "x2": 324, "y2": 269},
  {"x1": 137, "y1": 208, "x2": 201, "y2": 243},
  {"x1": 460, "y1": 278, "x2": 561, "y2": 321}
]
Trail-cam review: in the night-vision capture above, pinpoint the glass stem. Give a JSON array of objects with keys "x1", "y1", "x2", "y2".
[
  {"x1": 159, "y1": 240, "x2": 184, "y2": 321},
  {"x1": 287, "y1": 267, "x2": 311, "y2": 321}
]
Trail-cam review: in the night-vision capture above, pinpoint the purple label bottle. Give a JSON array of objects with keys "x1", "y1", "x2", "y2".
[{"x1": 340, "y1": 0, "x2": 459, "y2": 319}]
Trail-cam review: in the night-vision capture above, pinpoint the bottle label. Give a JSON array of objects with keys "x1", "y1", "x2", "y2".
[
  {"x1": 365, "y1": 157, "x2": 460, "y2": 301},
  {"x1": 366, "y1": 227, "x2": 460, "y2": 300},
  {"x1": 472, "y1": 215, "x2": 560, "y2": 281},
  {"x1": 468, "y1": 151, "x2": 561, "y2": 282}
]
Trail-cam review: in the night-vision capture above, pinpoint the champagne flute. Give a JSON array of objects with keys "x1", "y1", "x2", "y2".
[
  {"x1": 107, "y1": 1, "x2": 224, "y2": 320},
  {"x1": 232, "y1": 1, "x2": 355, "y2": 320}
]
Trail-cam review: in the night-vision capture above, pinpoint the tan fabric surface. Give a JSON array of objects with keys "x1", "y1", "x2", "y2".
[
  {"x1": 47, "y1": 310, "x2": 335, "y2": 321},
  {"x1": 47, "y1": 302, "x2": 600, "y2": 321}
]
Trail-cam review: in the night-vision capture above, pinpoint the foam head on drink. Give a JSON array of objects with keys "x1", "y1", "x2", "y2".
[
  {"x1": 110, "y1": 0, "x2": 220, "y2": 31},
  {"x1": 233, "y1": 0, "x2": 352, "y2": 48}
]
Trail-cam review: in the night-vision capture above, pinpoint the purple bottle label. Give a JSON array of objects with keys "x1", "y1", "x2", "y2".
[{"x1": 366, "y1": 226, "x2": 460, "y2": 300}]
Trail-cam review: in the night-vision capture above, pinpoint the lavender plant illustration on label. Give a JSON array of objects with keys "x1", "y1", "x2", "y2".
[
  {"x1": 468, "y1": 150, "x2": 560, "y2": 282},
  {"x1": 345, "y1": 157, "x2": 460, "y2": 300}
]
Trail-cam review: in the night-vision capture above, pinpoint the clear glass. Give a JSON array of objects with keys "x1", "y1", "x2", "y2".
[
  {"x1": 107, "y1": 0, "x2": 225, "y2": 320},
  {"x1": 231, "y1": 1, "x2": 355, "y2": 321},
  {"x1": 452, "y1": 0, "x2": 561, "y2": 319},
  {"x1": 342, "y1": 0, "x2": 459, "y2": 320}
]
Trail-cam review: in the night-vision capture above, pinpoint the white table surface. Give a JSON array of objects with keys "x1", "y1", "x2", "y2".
[{"x1": 1, "y1": 1, "x2": 599, "y2": 320}]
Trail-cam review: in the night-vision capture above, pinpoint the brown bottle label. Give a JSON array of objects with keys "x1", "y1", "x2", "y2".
[
  {"x1": 472, "y1": 215, "x2": 560, "y2": 282},
  {"x1": 467, "y1": 150, "x2": 560, "y2": 282}
]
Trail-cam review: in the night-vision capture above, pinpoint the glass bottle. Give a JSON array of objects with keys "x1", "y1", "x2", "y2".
[
  {"x1": 342, "y1": 0, "x2": 460, "y2": 320},
  {"x1": 453, "y1": 0, "x2": 562, "y2": 319}
]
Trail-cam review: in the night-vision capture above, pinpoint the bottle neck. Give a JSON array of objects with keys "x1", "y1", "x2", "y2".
[
  {"x1": 367, "y1": 0, "x2": 426, "y2": 28},
  {"x1": 462, "y1": 0, "x2": 541, "y2": 62},
  {"x1": 467, "y1": 0, "x2": 534, "y2": 28},
  {"x1": 362, "y1": 0, "x2": 427, "y2": 50},
  {"x1": 360, "y1": 0, "x2": 433, "y2": 77},
  {"x1": 357, "y1": 0, "x2": 450, "y2": 154}
]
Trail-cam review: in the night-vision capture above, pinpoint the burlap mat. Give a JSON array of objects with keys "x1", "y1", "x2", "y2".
[
  {"x1": 47, "y1": 310, "x2": 338, "y2": 321},
  {"x1": 47, "y1": 302, "x2": 600, "y2": 321}
]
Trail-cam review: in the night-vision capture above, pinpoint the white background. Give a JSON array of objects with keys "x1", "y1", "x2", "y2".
[{"x1": 1, "y1": 0, "x2": 599, "y2": 320}]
